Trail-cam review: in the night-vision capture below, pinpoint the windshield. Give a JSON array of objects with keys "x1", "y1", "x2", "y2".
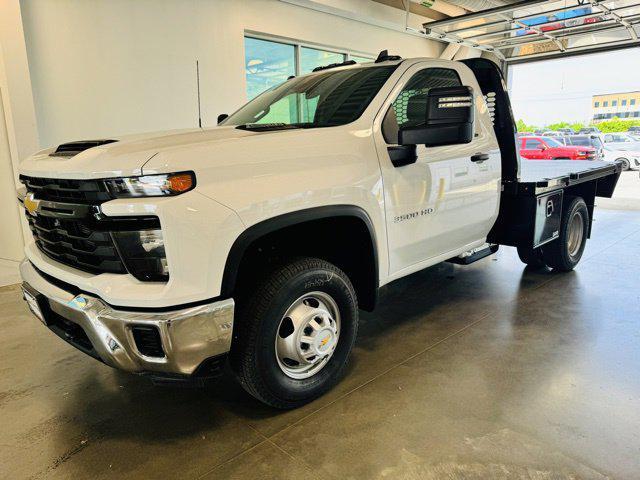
[
  {"x1": 542, "y1": 136, "x2": 563, "y2": 147},
  {"x1": 222, "y1": 66, "x2": 396, "y2": 129},
  {"x1": 569, "y1": 136, "x2": 589, "y2": 146}
]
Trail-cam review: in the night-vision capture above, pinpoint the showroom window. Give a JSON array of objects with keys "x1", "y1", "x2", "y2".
[
  {"x1": 244, "y1": 37, "x2": 296, "y2": 100},
  {"x1": 244, "y1": 35, "x2": 373, "y2": 99},
  {"x1": 300, "y1": 47, "x2": 345, "y2": 74}
]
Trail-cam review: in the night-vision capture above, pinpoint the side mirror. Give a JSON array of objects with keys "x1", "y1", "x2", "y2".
[
  {"x1": 217, "y1": 113, "x2": 229, "y2": 125},
  {"x1": 398, "y1": 86, "x2": 474, "y2": 147},
  {"x1": 539, "y1": 145, "x2": 547, "y2": 150}
]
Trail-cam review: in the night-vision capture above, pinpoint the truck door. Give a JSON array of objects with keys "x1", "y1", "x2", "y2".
[{"x1": 373, "y1": 62, "x2": 501, "y2": 278}]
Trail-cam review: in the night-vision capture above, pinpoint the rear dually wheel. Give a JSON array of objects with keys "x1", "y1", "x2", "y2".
[{"x1": 543, "y1": 196, "x2": 589, "y2": 272}]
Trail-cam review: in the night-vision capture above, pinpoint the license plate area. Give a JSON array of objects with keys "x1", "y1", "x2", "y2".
[{"x1": 22, "y1": 287, "x2": 47, "y2": 325}]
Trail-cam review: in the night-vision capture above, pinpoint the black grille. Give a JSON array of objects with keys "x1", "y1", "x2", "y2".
[
  {"x1": 27, "y1": 215, "x2": 127, "y2": 274},
  {"x1": 20, "y1": 175, "x2": 113, "y2": 204},
  {"x1": 21, "y1": 176, "x2": 162, "y2": 277},
  {"x1": 132, "y1": 326, "x2": 165, "y2": 358}
]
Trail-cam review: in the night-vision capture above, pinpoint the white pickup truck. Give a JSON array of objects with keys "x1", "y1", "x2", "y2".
[{"x1": 17, "y1": 53, "x2": 621, "y2": 408}]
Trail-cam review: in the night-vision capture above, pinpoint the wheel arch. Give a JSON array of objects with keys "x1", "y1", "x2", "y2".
[{"x1": 221, "y1": 205, "x2": 380, "y2": 311}]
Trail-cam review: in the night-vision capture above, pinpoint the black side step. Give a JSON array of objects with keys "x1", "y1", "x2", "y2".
[{"x1": 447, "y1": 244, "x2": 499, "y2": 265}]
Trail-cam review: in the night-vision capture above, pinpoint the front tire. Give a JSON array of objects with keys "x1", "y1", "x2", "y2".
[
  {"x1": 616, "y1": 158, "x2": 630, "y2": 171},
  {"x1": 543, "y1": 196, "x2": 589, "y2": 272},
  {"x1": 231, "y1": 257, "x2": 358, "y2": 409}
]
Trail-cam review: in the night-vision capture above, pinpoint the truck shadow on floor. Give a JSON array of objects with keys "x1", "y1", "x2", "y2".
[{"x1": 48, "y1": 250, "x2": 575, "y2": 460}]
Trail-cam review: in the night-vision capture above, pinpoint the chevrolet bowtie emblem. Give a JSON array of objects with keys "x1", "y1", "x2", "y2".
[{"x1": 24, "y1": 193, "x2": 40, "y2": 216}]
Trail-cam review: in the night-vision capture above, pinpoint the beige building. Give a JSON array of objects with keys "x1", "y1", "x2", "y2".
[{"x1": 592, "y1": 91, "x2": 640, "y2": 122}]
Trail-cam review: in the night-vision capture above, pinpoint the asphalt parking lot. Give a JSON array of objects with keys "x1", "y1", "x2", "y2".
[{"x1": 598, "y1": 169, "x2": 640, "y2": 210}]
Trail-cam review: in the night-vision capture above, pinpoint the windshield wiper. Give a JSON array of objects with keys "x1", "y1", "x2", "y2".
[{"x1": 236, "y1": 123, "x2": 301, "y2": 131}]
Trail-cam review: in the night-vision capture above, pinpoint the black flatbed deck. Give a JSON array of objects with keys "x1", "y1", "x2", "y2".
[{"x1": 513, "y1": 160, "x2": 621, "y2": 196}]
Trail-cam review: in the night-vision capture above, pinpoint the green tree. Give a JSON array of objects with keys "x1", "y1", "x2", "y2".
[
  {"x1": 569, "y1": 122, "x2": 585, "y2": 132},
  {"x1": 516, "y1": 119, "x2": 538, "y2": 132},
  {"x1": 596, "y1": 117, "x2": 640, "y2": 133},
  {"x1": 546, "y1": 121, "x2": 571, "y2": 131}
]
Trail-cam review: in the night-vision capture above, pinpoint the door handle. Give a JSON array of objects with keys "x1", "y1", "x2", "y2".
[{"x1": 471, "y1": 153, "x2": 489, "y2": 163}]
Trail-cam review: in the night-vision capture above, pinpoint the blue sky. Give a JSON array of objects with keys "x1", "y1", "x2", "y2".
[{"x1": 508, "y1": 48, "x2": 640, "y2": 126}]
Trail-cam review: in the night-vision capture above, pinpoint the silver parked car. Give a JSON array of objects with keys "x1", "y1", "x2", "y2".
[{"x1": 564, "y1": 135, "x2": 605, "y2": 160}]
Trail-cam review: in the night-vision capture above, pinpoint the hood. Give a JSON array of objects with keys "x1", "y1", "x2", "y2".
[{"x1": 19, "y1": 127, "x2": 256, "y2": 180}]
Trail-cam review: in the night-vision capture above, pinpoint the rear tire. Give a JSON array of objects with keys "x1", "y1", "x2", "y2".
[
  {"x1": 517, "y1": 246, "x2": 547, "y2": 269},
  {"x1": 543, "y1": 196, "x2": 589, "y2": 272},
  {"x1": 230, "y1": 257, "x2": 358, "y2": 409}
]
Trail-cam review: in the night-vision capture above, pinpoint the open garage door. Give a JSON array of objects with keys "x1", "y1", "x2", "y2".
[{"x1": 419, "y1": 0, "x2": 640, "y2": 63}]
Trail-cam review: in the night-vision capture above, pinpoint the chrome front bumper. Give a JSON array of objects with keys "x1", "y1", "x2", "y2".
[{"x1": 20, "y1": 259, "x2": 234, "y2": 377}]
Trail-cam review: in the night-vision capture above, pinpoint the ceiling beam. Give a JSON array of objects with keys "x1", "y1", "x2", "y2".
[
  {"x1": 505, "y1": 36, "x2": 640, "y2": 63},
  {"x1": 371, "y1": 0, "x2": 447, "y2": 21},
  {"x1": 591, "y1": 0, "x2": 638, "y2": 40},
  {"x1": 422, "y1": 0, "x2": 550, "y2": 30}
]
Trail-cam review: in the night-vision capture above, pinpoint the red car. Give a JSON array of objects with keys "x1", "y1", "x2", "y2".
[{"x1": 519, "y1": 136, "x2": 596, "y2": 160}]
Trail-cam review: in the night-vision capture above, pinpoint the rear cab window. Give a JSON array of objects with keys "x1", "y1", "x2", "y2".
[{"x1": 382, "y1": 68, "x2": 462, "y2": 144}]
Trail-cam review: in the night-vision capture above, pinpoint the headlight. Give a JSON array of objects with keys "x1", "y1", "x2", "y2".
[
  {"x1": 105, "y1": 172, "x2": 195, "y2": 198},
  {"x1": 112, "y1": 229, "x2": 169, "y2": 281}
]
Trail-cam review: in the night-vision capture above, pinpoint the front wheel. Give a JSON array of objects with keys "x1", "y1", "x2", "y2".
[
  {"x1": 231, "y1": 257, "x2": 358, "y2": 409},
  {"x1": 543, "y1": 196, "x2": 589, "y2": 272},
  {"x1": 616, "y1": 158, "x2": 630, "y2": 171}
]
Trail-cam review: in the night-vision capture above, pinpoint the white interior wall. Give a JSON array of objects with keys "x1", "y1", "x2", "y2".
[
  {"x1": 20, "y1": 0, "x2": 444, "y2": 149},
  {"x1": 0, "y1": 86, "x2": 24, "y2": 261},
  {"x1": 0, "y1": 0, "x2": 38, "y2": 261}
]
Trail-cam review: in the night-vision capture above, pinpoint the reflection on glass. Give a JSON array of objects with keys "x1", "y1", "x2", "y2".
[
  {"x1": 351, "y1": 55, "x2": 372, "y2": 64},
  {"x1": 300, "y1": 47, "x2": 345, "y2": 74},
  {"x1": 245, "y1": 37, "x2": 295, "y2": 100}
]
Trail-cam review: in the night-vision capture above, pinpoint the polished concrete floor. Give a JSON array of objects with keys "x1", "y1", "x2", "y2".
[{"x1": 2, "y1": 207, "x2": 640, "y2": 479}]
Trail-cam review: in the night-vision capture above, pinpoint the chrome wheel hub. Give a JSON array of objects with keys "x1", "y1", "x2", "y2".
[
  {"x1": 275, "y1": 292, "x2": 340, "y2": 379},
  {"x1": 567, "y1": 211, "x2": 584, "y2": 258}
]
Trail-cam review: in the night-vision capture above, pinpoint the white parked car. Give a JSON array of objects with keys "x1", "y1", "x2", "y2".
[
  {"x1": 602, "y1": 133, "x2": 640, "y2": 152},
  {"x1": 603, "y1": 146, "x2": 640, "y2": 171}
]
